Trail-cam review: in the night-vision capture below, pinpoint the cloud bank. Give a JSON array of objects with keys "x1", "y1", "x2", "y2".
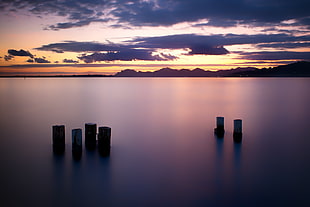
[
  {"x1": 36, "y1": 41, "x2": 179, "y2": 62},
  {"x1": 77, "y1": 50, "x2": 176, "y2": 63},
  {"x1": 1, "y1": 0, "x2": 309, "y2": 30},
  {"x1": 34, "y1": 33, "x2": 310, "y2": 63},
  {"x1": 5, "y1": 49, "x2": 51, "y2": 63}
]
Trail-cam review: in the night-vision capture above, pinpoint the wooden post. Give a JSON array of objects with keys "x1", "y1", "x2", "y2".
[
  {"x1": 214, "y1": 117, "x2": 225, "y2": 137},
  {"x1": 52, "y1": 125, "x2": 65, "y2": 154},
  {"x1": 72, "y1": 128, "x2": 82, "y2": 160},
  {"x1": 98, "y1": 126, "x2": 111, "y2": 156},
  {"x1": 85, "y1": 123, "x2": 97, "y2": 150},
  {"x1": 233, "y1": 119, "x2": 242, "y2": 142}
]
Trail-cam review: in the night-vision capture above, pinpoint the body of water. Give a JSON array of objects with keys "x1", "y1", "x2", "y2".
[{"x1": 0, "y1": 77, "x2": 310, "y2": 207}]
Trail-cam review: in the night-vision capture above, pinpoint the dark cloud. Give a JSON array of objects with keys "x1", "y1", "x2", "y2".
[
  {"x1": 47, "y1": 21, "x2": 92, "y2": 31},
  {"x1": 77, "y1": 49, "x2": 177, "y2": 63},
  {"x1": 160, "y1": 53, "x2": 179, "y2": 60},
  {"x1": 193, "y1": 19, "x2": 238, "y2": 28},
  {"x1": 240, "y1": 60, "x2": 296, "y2": 65},
  {"x1": 4, "y1": 54, "x2": 14, "y2": 61},
  {"x1": 26, "y1": 59, "x2": 34, "y2": 63},
  {"x1": 36, "y1": 38, "x2": 229, "y2": 57},
  {"x1": 257, "y1": 42, "x2": 310, "y2": 49},
  {"x1": 36, "y1": 41, "x2": 178, "y2": 62},
  {"x1": 162, "y1": 35, "x2": 228, "y2": 55},
  {"x1": 8, "y1": 49, "x2": 33, "y2": 58},
  {"x1": 111, "y1": 0, "x2": 310, "y2": 28},
  {"x1": 131, "y1": 33, "x2": 310, "y2": 54},
  {"x1": 51, "y1": 49, "x2": 64, "y2": 53},
  {"x1": 46, "y1": 18, "x2": 109, "y2": 31},
  {"x1": 239, "y1": 51, "x2": 310, "y2": 61},
  {"x1": 40, "y1": 33, "x2": 297, "y2": 54},
  {"x1": 261, "y1": 27, "x2": 310, "y2": 35},
  {"x1": 1, "y1": 0, "x2": 310, "y2": 29},
  {"x1": 63, "y1": 59, "x2": 79, "y2": 63},
  {"x1": 188, "y1": 45, "x2": 228, "y2": 55},
  {"x1": 35, "y1": 41, "x2": 123, "y2": 53},
  {"x1": 299, "y1": 17, "x2": 310, "y2": 29},
  {"x1": 35, "y1": 33, "x2": 310, "y2": 62},
  {"x1": 34, "y1": 57, "x2": 51, "y2": 63},
  {"x1": 0, "y1": 0, "x2": 110, "y2": 30}
]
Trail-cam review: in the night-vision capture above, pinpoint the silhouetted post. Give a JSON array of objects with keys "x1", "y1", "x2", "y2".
[
  {"x1": 52, "y1": 125, "x2": 65, "y2": 154},
  {"x1": 85, "y1": 123, "x2": 97, "y2": 150},
  {"x1": 233, "y1": 119, "x2": 242, "y2": 142},
  {"x1": 72, "y1": 128, "x2": 82, "y2": 160},
  {"x1": 214, "y1": 117, "x2": 225, "y2": 137},
  {"x1": 98, "y1": 126, "x2": 111, "y2": 156}
]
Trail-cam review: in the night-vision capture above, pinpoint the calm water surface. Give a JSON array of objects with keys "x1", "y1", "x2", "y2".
[{"x1": 0, "y1": 78, "x2": 309, "y2": 207}]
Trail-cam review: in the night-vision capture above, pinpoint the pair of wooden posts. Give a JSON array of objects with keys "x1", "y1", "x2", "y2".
[
  {"x1": 52, "y1": 123, "x2": 111, "y2": 157},
  {"x1": 214, "y1": 117, "x2": 242, "y2": 142},
  {"x1": 84, "y1": 123, "x2": 112, "y2": 156}
]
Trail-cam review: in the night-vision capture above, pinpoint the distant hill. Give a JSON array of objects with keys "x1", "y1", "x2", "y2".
[
  {"x1": 115, "y1": 61, "x2": 310, "y2": 77},
  {"x1": 233, "y1": 61, "x2": 310, "y2": 77}
]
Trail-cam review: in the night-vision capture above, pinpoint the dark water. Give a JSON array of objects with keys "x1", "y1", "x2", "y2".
[{"x1": 0, "y1": 77, "x2": 310, "y2": 207}]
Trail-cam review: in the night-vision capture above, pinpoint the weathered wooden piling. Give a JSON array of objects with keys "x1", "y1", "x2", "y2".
[
  {"x1": 214, "y1": 116, "x2": 225, "y2": 137},
  {"x1": 52, "y1": 125, "x2": 65, "y2": 154},
  {"x1": 85, "y1": 123, "x2": 97, "y2": 150},
  {"x1": 233, "y1": 119, "x2": 243, "y2": 142},
  {"x1": 72, "y1": 128, "x2": 82, "y2": 160},
  {"x1": 98, "y1": 126, "x2": 111, "y2": 156}
]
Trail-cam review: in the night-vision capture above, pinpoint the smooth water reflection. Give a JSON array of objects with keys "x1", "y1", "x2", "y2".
[{"x1": 0, "y1": 77, "x2": 310, "y2": 207}]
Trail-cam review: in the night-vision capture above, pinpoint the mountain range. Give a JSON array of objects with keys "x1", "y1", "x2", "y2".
[{"x1": 115, "y1": 61, "x2": 310, "y2": 77}]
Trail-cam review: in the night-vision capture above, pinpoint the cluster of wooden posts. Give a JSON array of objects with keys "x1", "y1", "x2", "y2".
[
  {"x1": 52, "y1": 123, "x2": 111, "y2": 159},
  {"x1": 52, "y1": 117, "x2": 241, "y2": 158},
  {"x1": 214, "y1": 117, "x2": 242, "y2": 142}
]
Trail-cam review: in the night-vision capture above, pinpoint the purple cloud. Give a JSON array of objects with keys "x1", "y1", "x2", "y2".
[
  {"x1": 63, "y1": 59, "x2": 79, "y2": 63},
  {"x1": 34, "y1": 57, "x2": 51, "y2": 63},
  {"x1": 4, "y1": 55, "x2": 14, "y2": 61},
  {"x1": 0, "y1": 0, "x2": 310, "y2": 29},
  {"x1": 34, "y1": 33, "x2": 310, "y2": 63},
  {"x1": 8, "y1": 49, "x2": 33, "y2": 58},
  {"x1": 239, "y1": 51, "x2": 310, "y2": 61},
  {"x1": 35, "y1": 41, "x2": 123, "y2": 53},
  {"x1": 78, "y1": 49, "x2": 177, "y2": 63}
]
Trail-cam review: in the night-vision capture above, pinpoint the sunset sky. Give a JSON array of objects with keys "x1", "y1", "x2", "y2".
[{"x1": 0, "y1": 0, "x2": 309, "y2": 76}]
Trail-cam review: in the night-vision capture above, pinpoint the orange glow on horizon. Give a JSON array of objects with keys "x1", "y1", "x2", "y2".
[{"x1": 1, "y1": 10, "x2": 309, "y2": 76}]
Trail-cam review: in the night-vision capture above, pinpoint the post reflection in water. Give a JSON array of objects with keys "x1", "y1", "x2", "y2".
[
  {"x1": 51, "y1": 142, "x2": 112, "y2": 207},
  {"x1": 233, "y1": 141, "x2": 242, "y2": 202},
  {"x1": 51, "y1": 152, "x2": 68, "y2": 207},
  {"x1": 215, "y1": 135, "x2": 225, "y2": 202},
  {"x1": 214, "y1": 132, "x2": 243, "y2": 206}
]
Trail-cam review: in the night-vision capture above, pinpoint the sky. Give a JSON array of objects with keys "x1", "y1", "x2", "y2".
[{"x1": 0, "y1": 0, "x2": 309, "y2": 76}]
